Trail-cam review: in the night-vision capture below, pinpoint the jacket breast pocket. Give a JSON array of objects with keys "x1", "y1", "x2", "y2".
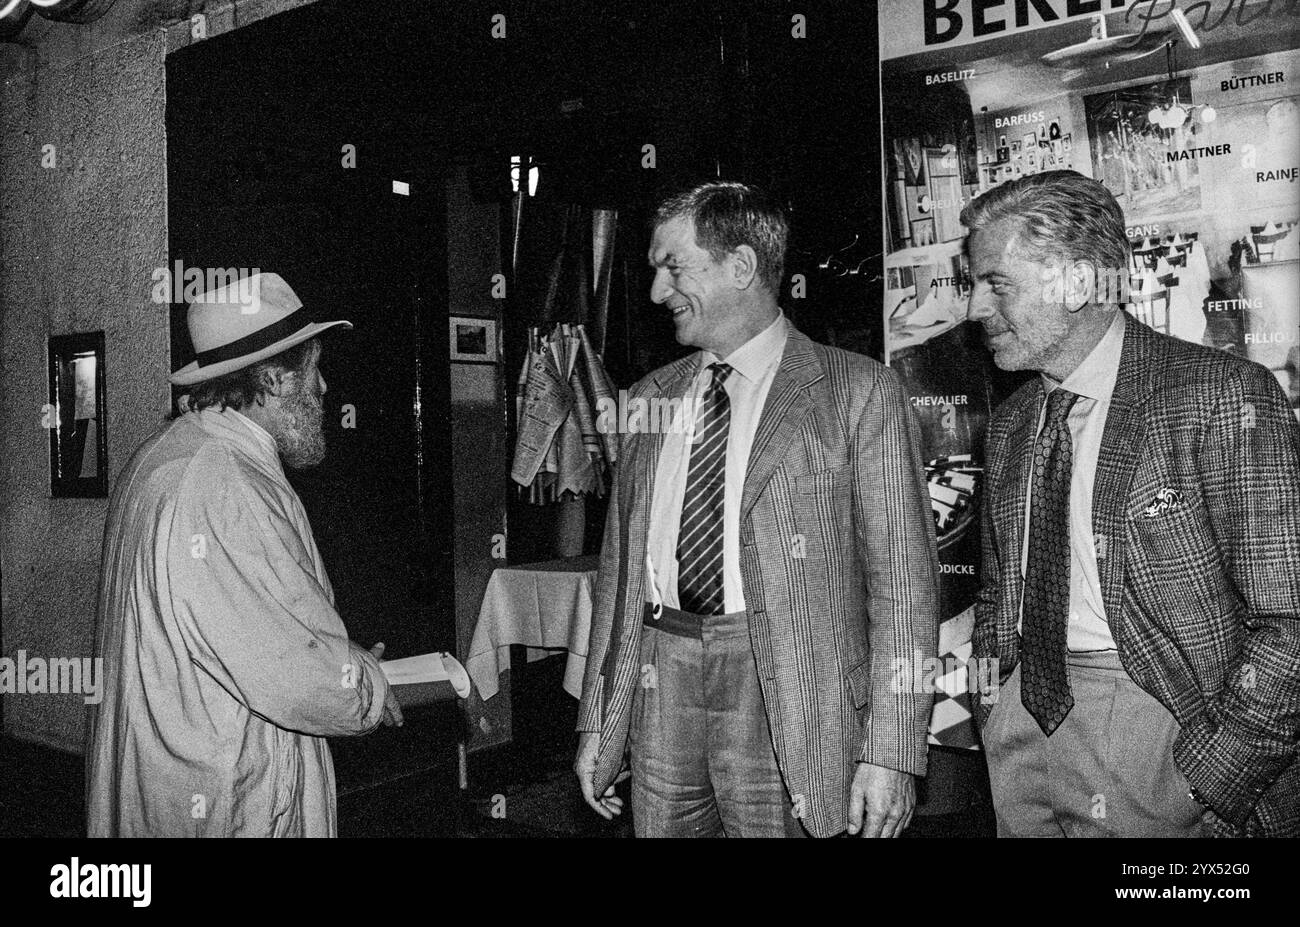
[
  {"x1": 1131, "y1": 498, "x2": 1207, "y2": 562},
  {"x1": 844, "y1": 658, "x2": 872, "y2": 711},
  {"x1": 795, "y1": 465, "x2": 852, "y2": 495}
]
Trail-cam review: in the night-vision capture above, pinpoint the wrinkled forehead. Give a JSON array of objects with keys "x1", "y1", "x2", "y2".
[
  {"x1": 648, "y1": 215, "x2": 704, "y2": 265},
  {"x1": 968, "y1": 216, "x2": 1032, "y2": 269}
]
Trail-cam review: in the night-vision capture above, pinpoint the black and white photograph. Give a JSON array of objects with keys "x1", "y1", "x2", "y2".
[{"x1": 0, "y1": 0, "x2": 1297, "y2": 914}]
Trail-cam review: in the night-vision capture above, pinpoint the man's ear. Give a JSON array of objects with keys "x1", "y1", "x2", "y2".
[
  {"x1": 729, "y1": 244, "x2": 760, "y2": 290},
  {"x1": 1064, "y1": 260, "x2": 1097, "y2": 314},
  {"x1": 258, "y1": 365, "x2": 292, "y2": 400}
]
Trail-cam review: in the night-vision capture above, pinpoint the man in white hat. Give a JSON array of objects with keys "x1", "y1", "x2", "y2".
[{"x1": 87, "y1": 271, "x2": 402, "y2": 837}]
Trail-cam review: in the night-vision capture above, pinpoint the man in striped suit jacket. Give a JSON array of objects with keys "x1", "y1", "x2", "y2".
[
  {"x1": 969, "y1": 171, "x2": 1300, "y2": 837},
  {"x1": 573, "y1": 183, "x2": 939, "y2": 838}
]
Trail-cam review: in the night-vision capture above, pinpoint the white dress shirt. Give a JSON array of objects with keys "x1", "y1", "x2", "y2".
[
  {"x1": 646, "y1": 313, "x2": 790, "y2": 613},
  {"x1": 1018, "y1": 311, "x2": 1127, "y2": 652}
]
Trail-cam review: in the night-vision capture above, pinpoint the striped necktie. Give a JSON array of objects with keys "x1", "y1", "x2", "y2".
[
  {"x1": 677, "y1": 362, "x2": 733, "y2": 615},
  {"x1": 1021, "y1": 386, "x2": 1080, "y2": 735}
]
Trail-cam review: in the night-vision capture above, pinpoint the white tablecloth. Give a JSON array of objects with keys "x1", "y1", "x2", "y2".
[{"x1": 466, "y1": 555, "x2": 599, "y2": 701}]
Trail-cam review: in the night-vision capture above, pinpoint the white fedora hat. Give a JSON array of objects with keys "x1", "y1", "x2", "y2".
[{"x1": 170, "y1": 271, "x2": 351, "y2": 386}]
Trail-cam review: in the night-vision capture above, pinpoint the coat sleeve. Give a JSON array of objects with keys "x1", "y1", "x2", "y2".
[
  {"x1": 577, "y1": 448, "x2": 626, "y2": 733},
  {"x1": 852, "y1": 365, "x2": 940, "y2": 775},
  {"x1": 971, "y1": 421, "x2": 1003, "y2": 731},
  {"x1": 1173, "y1": 363, "x2": 1300, "y2": 826},
  {"x1": 166, "y1": 448, "x2": 389, "y2": 737}
]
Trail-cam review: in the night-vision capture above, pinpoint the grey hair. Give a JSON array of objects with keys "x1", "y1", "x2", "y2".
[
  {"x1": 187, "y1": 337, "x2": 322, "y2": 413},
  {"x1": 960, "y1": 170, "x2": 1130, "y2": 306},
  {"x1": 654, "y1": 182, "x2": 789, "y2": 296}
]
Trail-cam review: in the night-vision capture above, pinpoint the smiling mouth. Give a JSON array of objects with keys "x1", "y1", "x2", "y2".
[{"x1": 669, "y1": 305, "x2": 690, "y2": 318}]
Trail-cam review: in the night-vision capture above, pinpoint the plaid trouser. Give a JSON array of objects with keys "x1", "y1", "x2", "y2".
[{"x1": 629, "y1": 604, "x2": 806, "y2": 838}]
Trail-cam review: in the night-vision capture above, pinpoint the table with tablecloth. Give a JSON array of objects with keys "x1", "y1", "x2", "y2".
[{"x1": 466, "y1": 555, "x2": 600, "y2": 701}]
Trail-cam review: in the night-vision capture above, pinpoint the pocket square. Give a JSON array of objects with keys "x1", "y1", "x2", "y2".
[{"x1": 1142, "y1": 487, "x2": 1185, "y2": 518}]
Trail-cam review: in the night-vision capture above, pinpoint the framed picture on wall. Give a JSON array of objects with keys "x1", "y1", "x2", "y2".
[
  {"x1": 48, "y1": 331, "x2": 108, "y2": 498},
  {"x1": 449, "y1": 316, "x2": 499, "y2": 364}
]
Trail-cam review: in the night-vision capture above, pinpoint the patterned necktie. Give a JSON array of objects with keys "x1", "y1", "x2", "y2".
[
  {"x1": 677, "y1": 362, "x2": 733, "y2": 615},
  {"x1": 1021, "y1": 386, "x2": 1080, "y2": 736}
]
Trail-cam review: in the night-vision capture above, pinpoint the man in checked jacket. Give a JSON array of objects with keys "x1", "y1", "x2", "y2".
[
  {"x1": 968, "y1": 170, "x2": 1300, "y2": 837},
  {"x1": 573, "y1": 182, "x2": 940, "y2": 837}
]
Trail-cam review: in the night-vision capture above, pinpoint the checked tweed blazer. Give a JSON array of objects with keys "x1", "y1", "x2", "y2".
[
  {"x1": 577, "y1": 323, "x2": 939, "y2": 838},
  {"x1": 973, "y1": 316, "x2": 1300, "y2": 836}
]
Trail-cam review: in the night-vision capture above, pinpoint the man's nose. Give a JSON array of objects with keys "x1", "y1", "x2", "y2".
[
  {"x1": 650, "y1": 270, "x2": 673, "y2": 304},
  {"x1": 967, "y1": 292, "x2": 992, "y2": 323},
  {"x1": 318, "y1": 373, "x2": 328, "y2": 396}
]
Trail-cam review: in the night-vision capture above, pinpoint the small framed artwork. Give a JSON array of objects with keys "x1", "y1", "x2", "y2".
[
  {"x1": 449, "y1": 316, "x2": 499, "y2": 364},
  {"x1": 1062, "y1": 134, "x2": 1073, "y2": 154},
  {"x1": 48, "y1": 331, "x2": 108, "y2": 498},
  {"x1": 911, "y1": 217, "x2": 936, "y2": 247},
  {"x1": 901, "y1": 137, "x2": 927, "y2": 187}
]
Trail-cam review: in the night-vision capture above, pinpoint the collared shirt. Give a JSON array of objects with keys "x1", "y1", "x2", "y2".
[
  {"x1": 647, "y1": 313, "x2": 789, "y2": 613},
  {"x1": 87, "y1": 407, "x2": 388, "y2": 836},
  {"x1": 1019, "y1": 311, "x2": 1127, "y2": 652}
]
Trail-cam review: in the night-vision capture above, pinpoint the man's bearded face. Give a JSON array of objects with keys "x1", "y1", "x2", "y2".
[{"x1": 272, "y1": 359, "x2": 327, "y2": 469}]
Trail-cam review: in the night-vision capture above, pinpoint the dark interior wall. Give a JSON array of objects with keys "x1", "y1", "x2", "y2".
[
  {"x1": 445, "y1": 167, "x2": 511, "y2": 750},
  {"x1": 165, "y1": 9, "x2": 457, "y2": 659}
]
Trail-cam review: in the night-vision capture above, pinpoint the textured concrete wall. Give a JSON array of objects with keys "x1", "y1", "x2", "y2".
[{"x1": 0, "y1": 0, "x2": 323, "y2": 752}]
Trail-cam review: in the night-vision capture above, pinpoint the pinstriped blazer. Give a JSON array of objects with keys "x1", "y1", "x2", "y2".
[
  {"x1": 577, "y1": 324, "x2": 940, "y2": 838},
  {"x1": 973, "y1": 316, "x2": 1300, "y2": 837}
]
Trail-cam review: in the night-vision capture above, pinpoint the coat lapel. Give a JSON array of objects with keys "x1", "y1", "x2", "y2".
[
  {"x1": 601, "y1": 353, "x2": 698, "y2": 747},
  {"x1": 621, "y1": 353, "x2": 699, "y2": 594},
  {"x1": 623, "y1": 355, "x2": 696, "y2": 501},
  {"x1": 741, "y1": 328, "x2": 825, "y2": 522},
  {"x1": 1092, "y1": 316, "x2": 1157, "y2": 625}
]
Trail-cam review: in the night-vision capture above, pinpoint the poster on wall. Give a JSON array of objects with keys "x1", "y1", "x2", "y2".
[{"x1": 878, "y1": 0, "x2": 1300, "y2": 752}]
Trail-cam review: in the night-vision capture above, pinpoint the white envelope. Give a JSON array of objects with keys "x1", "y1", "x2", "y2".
[{"x1": 380, "y1": 651, "x2": 472, "y2": 699}]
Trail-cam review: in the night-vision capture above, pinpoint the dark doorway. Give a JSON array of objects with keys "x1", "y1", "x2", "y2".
[{"x1": 165, "y1": 3, "x2": 459, "y2": 831}]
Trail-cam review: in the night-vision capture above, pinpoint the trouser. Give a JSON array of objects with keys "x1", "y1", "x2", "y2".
[
  {"x1": 982, "y1": 648, "x2": 1206, "y2": 837},
  {"x1": 629, "y1": 603, "x2": 805, "y2": 837}
]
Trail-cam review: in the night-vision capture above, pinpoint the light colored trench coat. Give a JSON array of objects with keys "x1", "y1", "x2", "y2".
[{"x1": 87, "y1": 409, "x2": 388, "y2": 836}]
